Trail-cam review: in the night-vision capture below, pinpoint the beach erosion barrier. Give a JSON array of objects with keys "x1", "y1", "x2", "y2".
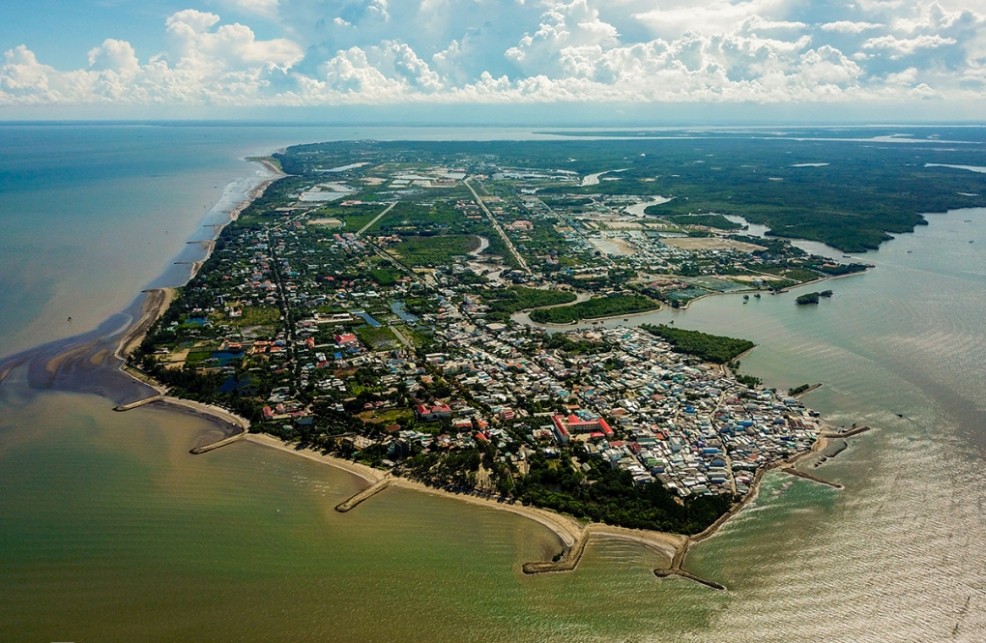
[
  {"x1": 189, "y1": 430, "x2": 248, "y2": 454},
  {"x1": 335, "y1": 476, "x2": 392, "y2": 512},
  {"x1": 522, "y1": 528, "x2": 591, "y2": 574},
  {"x1": 113, "y1": 394, "x2": 164, "y2": 411}
]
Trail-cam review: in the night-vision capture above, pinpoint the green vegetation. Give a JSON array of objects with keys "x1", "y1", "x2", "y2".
[
  {"x1": 796, "y1": 290, "x2": 832, "y2": 305},
  {"x1": 232, "y1": 305, "x2": 281, "y2": 327},
  {"x1": 813, "y1": 262, "x2": 868, "y2": 276},
  {"x1": 483, "y1": 287, "x2": 577, "y2": 320},
  {"x1": 515, "y1": 454, "x2": 735, "y2": 534},
  {"x1": 789, "y1": 383, "x2": 813, "y2": 396},
  {"x1": 542, "y1": 333, "x2": 613, "y2": 355},
  {"x1": 642, "y1": 324, "x2": 755, "y2": 364},
  {"x1": 391, "y1": 235, "x2": 480, "y2": 266},
  {"x1": 278, "y1": 137, "x2": 986, "y2": 253},
  {"x1": 529, "y1": 294, "x2": 659, "y2": 324},
  {"x1": 368, "y1": 267, "x2": 402, "y2": 286},
  {"x1": 666, "y1": 214, "x2": 743, "y2": 230},
  {"x1": 736, "y1": 373, "x2": 762, "y2": 388},
  {"x1": 355, "y1": 325, "x2": 400, "y2": 350}
]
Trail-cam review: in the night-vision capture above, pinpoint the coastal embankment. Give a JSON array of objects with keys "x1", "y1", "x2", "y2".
[{"x1": 1, "y1": 151, "x2": 866, "y2": 590}]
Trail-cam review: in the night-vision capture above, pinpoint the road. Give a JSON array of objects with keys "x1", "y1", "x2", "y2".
[
  {"x1": 464, "y1": 177, "x2": 530, "y2": 274},
  {"x1": 357, "y1": 201, "x2": 398, "y2": 236}
]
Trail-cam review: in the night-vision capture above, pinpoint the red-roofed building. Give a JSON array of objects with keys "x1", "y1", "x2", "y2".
[
  {"x1": 334, "y1": 333, "x2": 358, "y2": 346},
  {"x1": 551, "y1": 415, "x2": 571, "y2": 444},
  {"x1": 551, "y1": 413, "x2": 614, "y2": 442},
  {"x1": 415, "y1": 403, "x2": 452, "y2": 421}
]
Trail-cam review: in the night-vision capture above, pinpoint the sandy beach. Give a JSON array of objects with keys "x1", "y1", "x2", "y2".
[
  {"x1": 115, "y1": 288, "x2": 176, "y2": 361},
  {"x1": 245, "y1": 433, "x2": 584, "y2": 547},
  {"x1": 245, "y1": 433, "x2": 386, "y2": 486},
  {"x1": 11, "y1": 150, "x2": 847, "y2": 579},
  {"x1": 239, "y1": 430, "x2": 831, "y2": 570}
]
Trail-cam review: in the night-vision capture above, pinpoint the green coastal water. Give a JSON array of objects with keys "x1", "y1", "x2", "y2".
[{"x1": 1, "y1": 127, "x2": 985, "y2": 641}]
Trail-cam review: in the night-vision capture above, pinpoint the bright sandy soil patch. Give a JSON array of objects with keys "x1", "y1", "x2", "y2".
[
  {"x1": 307, "y1": 217, "x2": 344, "y2": 227},
  {"x1": 605, "y1": 221, "x2": 671, "y2": 230},
  {"x1": 589, "y1": 237, "x2": 636, "y2": 256},
  {"x1": 730, "y1": 274, "x2": 783, "y2": 283},
  {"x1": 663, "y1": 237, "x2": 765, "y2": 252}
]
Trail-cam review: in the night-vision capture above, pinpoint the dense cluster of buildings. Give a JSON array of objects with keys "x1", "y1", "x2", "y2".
[{"x1": 139, "y1": 153, "x2": 830, "y2": 503}]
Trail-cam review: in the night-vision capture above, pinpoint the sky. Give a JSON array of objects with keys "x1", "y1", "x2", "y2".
[{"x1": 1, "y1": 0, "x2": 985, "y2": 122}]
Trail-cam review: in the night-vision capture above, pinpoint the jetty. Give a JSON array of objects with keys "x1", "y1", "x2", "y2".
[
  {"x1": 522, "y1": 528, "x2": 591, "y2": 574},
  {"x1": 654, "y1": 567, "x2": 726, "y2": 591},
  {"x1": 189, "y1": 430, "x2": 247, "y2": 454},
  {"x1": 781, "y1": 466, "x2": 843, "y2": 489},
  {"x1": 649, "y1": 535, "x2": 726, "y2": 590},
  {"x1": 113, "y1": 394, "x2": 164, "y2": 411},
  {"x1": 821, "y1": 425, "x2": 871, "y2": 438},
  {"x1": 335, "y1": 476, "x2": 392, "y2": 513},
  {"x1": 791, "y1": 383, "x2": 823, "y2": 398}
]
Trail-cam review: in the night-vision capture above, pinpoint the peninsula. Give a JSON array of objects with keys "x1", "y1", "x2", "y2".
[{"x1": 126, "y1": 138, "x2": 981, "y2": 540}]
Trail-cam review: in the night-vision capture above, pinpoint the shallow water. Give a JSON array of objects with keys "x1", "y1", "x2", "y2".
[{"x1": 1, "y1": 126, "x2": 984, "y2": 641}]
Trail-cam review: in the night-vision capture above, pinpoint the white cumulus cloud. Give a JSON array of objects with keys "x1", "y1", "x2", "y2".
[{"x1": 0, "y1": 1, "x2": 984, "y2": 112}]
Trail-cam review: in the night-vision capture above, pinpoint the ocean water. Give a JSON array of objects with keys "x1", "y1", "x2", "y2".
[
  {"x1": 0, "y1": 123, "x2": 329, "y2": 359},
  {"x1": 0, "y1": 124, "x2": 984, "y2": 642}
]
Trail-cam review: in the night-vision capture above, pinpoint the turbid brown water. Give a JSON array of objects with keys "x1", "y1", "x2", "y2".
[{"x1": 1, "y1": 122, "x2": 984, "y2": 641}]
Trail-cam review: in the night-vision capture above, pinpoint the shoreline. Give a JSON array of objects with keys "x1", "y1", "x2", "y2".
[
  {"x1": 12, "y1": 152, "x2": 849, "y2": 582},
  {"x1": 244, "y1": 431, "x2": 705, "y2": 568},
  {"x1": 511, "y1": 269, "x2": 867, "y2": 330},
  {"x1": 102, "y1": 158, "x2": 285, "y2": 386},
  {"x1": 114, "y1": 159, "x2": 285, "y2": 366},
  {"x1": 240, "y1": 426, "x2": 842, "y2": 583},
  {"x1": 244, "y1": 433, "x2": 584, "y2": 548}
]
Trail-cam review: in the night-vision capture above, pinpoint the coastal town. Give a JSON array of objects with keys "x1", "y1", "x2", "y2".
[{"x1": 132, "y1": 141, "x2": 864, "y2": 533}]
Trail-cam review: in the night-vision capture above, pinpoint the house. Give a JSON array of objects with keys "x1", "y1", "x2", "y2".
[
  {"x1": 551, "y1": 413, "x2": 614, "y2": 440},
  {"x1": 335, "y1": 333, "x2": 359, "y2": 346},
  {"x1": 415, "y1": 403, "x2": 452, "y2": 421}
]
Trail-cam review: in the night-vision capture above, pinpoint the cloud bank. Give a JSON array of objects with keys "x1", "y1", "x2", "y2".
[{"x1": 2, "y1": 0, "x2": 985, "y2": 113}]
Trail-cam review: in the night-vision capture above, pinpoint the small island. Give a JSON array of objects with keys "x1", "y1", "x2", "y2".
[{"x1": 796, "y1": 290, "x2": 834, "y2": 305}]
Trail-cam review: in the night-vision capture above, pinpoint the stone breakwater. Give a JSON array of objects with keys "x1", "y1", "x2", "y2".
[{"x1": 335, "y1": 477, "x2": 392, "y2": 512}]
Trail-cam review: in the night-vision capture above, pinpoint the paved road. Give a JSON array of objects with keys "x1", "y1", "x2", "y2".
[{"x1": 464, "y1": 177, "x2": 530, "y2": 274}]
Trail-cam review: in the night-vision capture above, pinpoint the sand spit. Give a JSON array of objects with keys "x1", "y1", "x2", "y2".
[{"x1": 116, "y1": 288, "x2": 176, "y2": 361}]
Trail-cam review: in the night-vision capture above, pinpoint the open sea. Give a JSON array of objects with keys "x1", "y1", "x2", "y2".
[{"x1": 0, "y1": 123, "x2": 984, "y2": 642}]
